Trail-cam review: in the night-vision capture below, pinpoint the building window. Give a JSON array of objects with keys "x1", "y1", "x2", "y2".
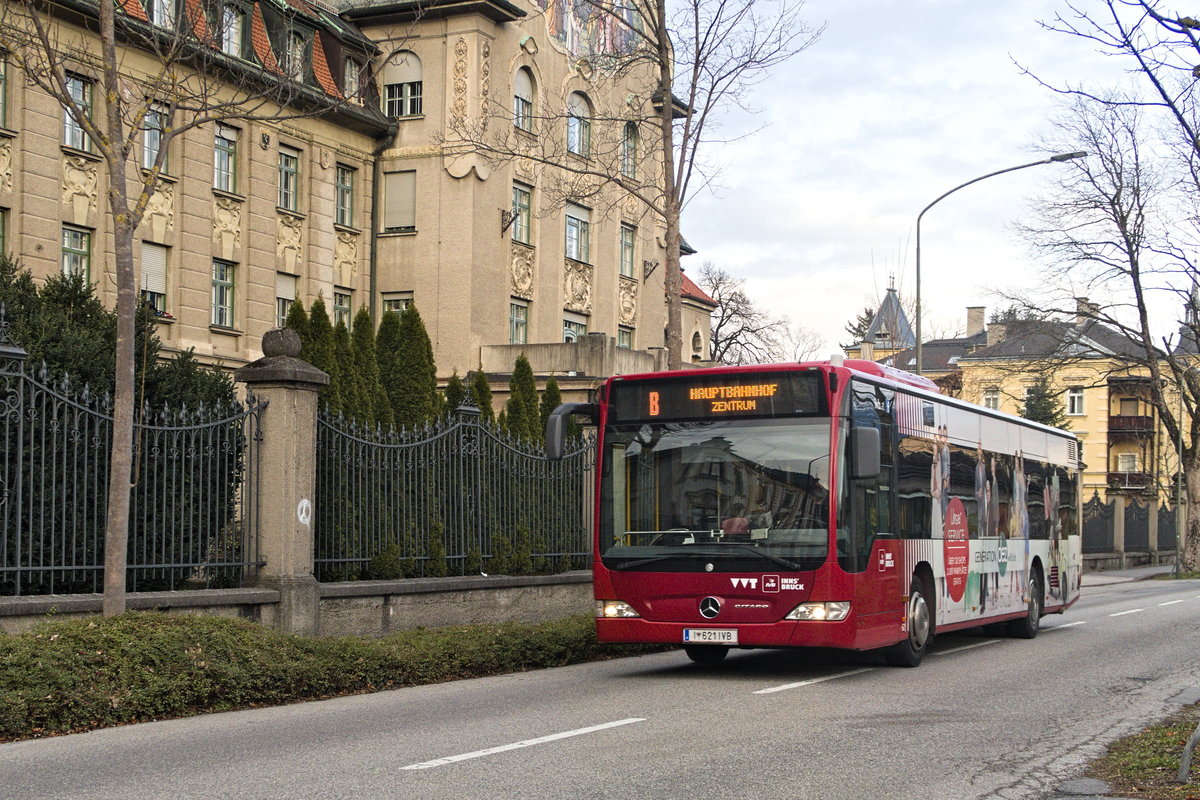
[
  {"x1": 514, "y1": 67, "x2": 534, "y2": 132},
  {"x1": 278, "y1": 146, "x2": 300, "y2": 211},
  {"x1": 146, "y1": 0, "x2": 174, "y2": 26},
  {"x1": 0, "y1": 59, "x2": 8, "y2": 129},
  {"x1": 383, "y1": 170, "x2": 416, "y2": 232},
  {"x1": 284, "y1": 31, "x2": 307, "y2": 81},
  {"x1": 142, "y1": 103, "x2": 167, "y2": 172},
  {"x1": 566, "y1": 92, "x2": 591, "y2": 156},
  {"x1": 382, "y1": 292, "x2": 412, "y2": 315},
  {"x1": 140, "y1": 242, "x2": 169, "y2": 316},
  {"x1": 1117, "y1": 452, "x2": 1138, "y2": 473},
  {"x1": 383, "y1": 51, "x2": 422, "y2": 117},
  {"x1": 692, "y1": 331, "x2": 703, "y2": 354},
  {"x1": 63, "y1": 75, "x2": 92, "y2": 151},
  {"x1": 333, "y1": 290, "x2": 351, "y2": 327},
  {"x1": 214, "y1": 124, "x2": 238, "y2": 192},
  {"x1": 983, "y1": 389, "x2": 1000, "y2": 410},
  {"x1": 220, "y1": 3, "x2": 245, "y2": 57},
  {"x1": 619, "y1": 224, "x2": 636, "y2": 278},
  {"x1": 276, "y1": 272, "x2": 297, "y2": 329},
  {"x1": 343, "y1": 57, "x2": 362, "y2": 100},
  {"x1": 211, "y1": 260, "x2": 235, "y2": 328},
  {"x1": 563, "y1": 312, "x2": 587, "y2": 342},
  {"x1": 511, "y1": 184, "x2": 532, "y2": 245},
  {"x1": 618, "y1": 326, "x2": 633, "y2": 349},
  {"x1": 0, "y1": 208, "x2": 7, "y2": 256},
  {"x1": 61, "y1": 226, "x2": 91, "y2": 279},
  {"x1": 510, "y1": 300, "x2": 528, "y2": 345},
  {"x1": 565, "y1": 204, "x2": 590, "y2": 262},
  {"x1": 335, "y1": 164, "x2": 355, "y2": 227},
  {"x1": 1067, "y1": 387, "x2": 1084, "y2": 416},
  {"x1": 621, "y1": 121, "x2": 638, "y2": 178}
]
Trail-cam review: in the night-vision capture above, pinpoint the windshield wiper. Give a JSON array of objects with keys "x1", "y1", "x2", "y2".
[
  {"x1": 605, "y1": 546, "x2": 804, "y2": 572},
  {"x1": 712, "y1": 544, "x2": 804, "y2": 572}
]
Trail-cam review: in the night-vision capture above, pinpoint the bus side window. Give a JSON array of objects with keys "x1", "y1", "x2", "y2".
[
  {"x1": 841, "y1": 383, "x2": 897, "y2": 573},
  {"x1": 897, "y1": 432, "x2": 933, "y2": 539}
]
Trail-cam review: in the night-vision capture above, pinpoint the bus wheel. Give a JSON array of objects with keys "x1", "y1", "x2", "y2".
[
  {"x1": 684, "y1": 645, "x2": 729, "y2": 664},
  {"x1": 1007, "y1": 570, "x2": 1043, "y2": 639},
  {"x1": 885, "y1": 575, "x2": 932, "y2": 668}
]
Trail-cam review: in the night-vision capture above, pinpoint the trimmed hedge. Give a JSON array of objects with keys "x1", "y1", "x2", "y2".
[{"x1": 0, "y1": 613, "x2": 668, "y2": 741}]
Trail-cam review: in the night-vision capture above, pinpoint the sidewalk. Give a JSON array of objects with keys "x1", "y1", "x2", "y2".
[
  {"x1": 1081, "y1": 564, "x2": 1177, "y2": 587},
  {"x1": 1044, "y1": 563, "x2": 1188, "y2": 800}
]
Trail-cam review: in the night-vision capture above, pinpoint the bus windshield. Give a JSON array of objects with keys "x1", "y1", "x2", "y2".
[{"x1": 599, "y1": 418, "x2": 832, "y2": 572}]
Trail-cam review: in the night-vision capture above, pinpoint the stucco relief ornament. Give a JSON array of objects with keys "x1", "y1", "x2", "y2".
[
  {"x1": 563, "y1": 258, "x2": 593, "y2": 313},
  {"x1": 452, "y1": 38, "x2": 469, "y2": 123},
  {"x1": 62, "y1": 154, "x2": 99, "y2": 220},
  {"x1": 213, "y1": 196, "x2": 242, "y2": 258},
  {"x1": 0, "y1": 139, "x2": 12, "y2": 191},
  {"x1": 335, "y1": 230, "x2": 359, "y2": 284},
  {"x1": 276, "y1": 213, "x2": 305, "y2": 273},
  {"x1": 510, "y1": 243, "x2": 534, "y2": 299},
  {"x1": 144, "y1": 181, "x2": 175, "y2": 242},
  {"x1": 618, "y1": 277, "x2": 638, "y2": 325},
  {"x1": 480, "y1": 42, "x2": 491, "y2": 129}
]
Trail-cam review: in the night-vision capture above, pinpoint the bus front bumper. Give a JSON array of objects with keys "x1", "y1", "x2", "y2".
[{"x1": 596, "y1": 617, "x2": 867, "y2": 650}]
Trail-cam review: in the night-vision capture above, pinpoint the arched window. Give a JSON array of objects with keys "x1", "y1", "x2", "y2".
[
  {"x1": 692, "y1": 331, "x2": 703, "y2": 354},
  {"x1": 566, "y1": 92, "x2": 591, "y2": 156},
  {"x1": 383, "y1": 51, "x2": 423, "y2": 117},
  {"x1": 514, "y1": 68, "x2": 534, "y2": 132},
  {"x1": 621, "y1": 121, "x2": 638, "y2": 177}
]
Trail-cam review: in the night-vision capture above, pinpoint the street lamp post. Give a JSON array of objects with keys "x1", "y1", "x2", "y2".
[{"x1": 913, "y1": 150, "x2": 1087, "y2": 375}]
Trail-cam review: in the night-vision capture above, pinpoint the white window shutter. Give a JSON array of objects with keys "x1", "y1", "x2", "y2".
[
  {"x1": 384, "y1": 171, "x2": 416, "y2": 230},
  {"x1": 276, "y1": 272, "x2": 296, "y2": 301},
  {"x1": 141, "y1": 242, "x2": 167, "y2": 294},
  {"x1": 514, "y1": 68, "x2": 533, "y2": 101},
  {"x1": 384, "y1": 51, "x2": 422, "y2": 85}
]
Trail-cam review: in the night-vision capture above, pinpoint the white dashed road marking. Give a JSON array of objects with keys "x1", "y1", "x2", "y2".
[
  {"x1": 400, "y1": 718, "x2": 646, "y2": 770},
  {"x1": 753, "y1": 668, "x2": 875, "y2": 695}
]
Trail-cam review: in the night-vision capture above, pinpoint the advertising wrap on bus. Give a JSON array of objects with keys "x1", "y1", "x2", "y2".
[{"x1": 547, "y1": 360, "x2": 1082, "y2": 668}]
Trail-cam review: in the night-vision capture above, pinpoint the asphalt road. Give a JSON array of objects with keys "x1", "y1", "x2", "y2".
[{"x1": 4, "y1": 577, "x2": 1199, "y2": 800}]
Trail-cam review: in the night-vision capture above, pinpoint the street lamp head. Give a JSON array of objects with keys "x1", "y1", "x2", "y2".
[{"x1": 1049, "y1": 150, "x2": 1088, "y2": 162}]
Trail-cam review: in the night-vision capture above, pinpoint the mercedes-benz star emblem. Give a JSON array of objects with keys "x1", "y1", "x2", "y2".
[{"x1": 699, "y1": 596, "x2": 721, "y2": 619}]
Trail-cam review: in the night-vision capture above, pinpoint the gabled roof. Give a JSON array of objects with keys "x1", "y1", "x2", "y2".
[
  {"x1": 863, "y1": 287, "x2": 915, "y2": 348},
  {"x1": 680, "y1": 273, "x2": 716, "y2": 307},
  {"x1": 959, "y1": 319, "x2": 1153, "y2": 363},
  {"x1": 884, "y1": 330, "x2": 986, "y2": 373}
]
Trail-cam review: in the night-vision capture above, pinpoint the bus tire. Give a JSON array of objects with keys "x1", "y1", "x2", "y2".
[
  {"x1": 885, "y1": 574, "x2": 932, "y2": 668},
  {"x1": 1007, "y1": 569, "x2": 1043, "y2": 639},
  {"x1": 684, "y1": 645, "x2": 729, "y2": 664}
]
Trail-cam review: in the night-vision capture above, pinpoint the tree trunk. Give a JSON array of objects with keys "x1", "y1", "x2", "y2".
[
  {"x1": 1185, "y1": 465, "x2": 1200, "y2": 573},
  {"x1": 656, "y1": 0, "x2": 682, "y2": 371}
]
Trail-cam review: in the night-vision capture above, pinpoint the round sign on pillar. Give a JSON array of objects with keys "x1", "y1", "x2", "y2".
[
  {"x1": 296, "y1": 498, "x2": 312, "y2": 527},
  {"x1": 943, "y1": 496, "x2": 969, "y2": 603}
]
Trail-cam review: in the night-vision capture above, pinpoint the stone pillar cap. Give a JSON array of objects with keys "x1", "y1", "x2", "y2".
[{"x1": 236, "y1": 328, "x2": 330, "y2": 386}]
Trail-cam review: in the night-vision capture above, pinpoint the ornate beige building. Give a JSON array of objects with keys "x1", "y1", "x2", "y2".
[{"x1": 0, "y1": 0, "x2": 709, "y2": 380}]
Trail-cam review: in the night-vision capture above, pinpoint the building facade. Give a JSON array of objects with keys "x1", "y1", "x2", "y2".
[{"x1": 0, "y1": 0, "x2": 705, "y2": 381}]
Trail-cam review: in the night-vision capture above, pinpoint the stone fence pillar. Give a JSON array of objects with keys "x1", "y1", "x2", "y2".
[
  {"x1": 236, "y1": 329, "x2": 328, "y2": 635},
  {"x1": 1113, "y1": 495, "x2": 1127, "y2": 569}
]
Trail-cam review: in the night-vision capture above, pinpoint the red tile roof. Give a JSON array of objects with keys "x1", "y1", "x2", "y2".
[
  {"x1": 183, "y1": 0, "x2": 211, "y2": 42},
  {"x1": 121, "y1": 0, "x2": 149, "y2": 23},
  {"x1": 250, "y1": 3, "x2": 282, "y2": 75},
  {"x1": 311, "y1": 33, "x2": 343, "y2": 99},
  {"x1": 681, "y1": 272, "x2": 716, "y2": 306}
]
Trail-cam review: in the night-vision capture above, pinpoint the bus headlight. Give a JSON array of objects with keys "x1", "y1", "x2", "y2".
[
  {"x1": 785, "y1": 601, "x2": 851, "y2": 621},
  {"x1": 596, "y1": 600, "x2": 641, "y2": 619}
]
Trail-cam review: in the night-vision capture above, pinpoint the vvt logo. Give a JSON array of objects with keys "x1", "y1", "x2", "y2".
[{"x1": 730, "y1": 577, "x2": 758, "y2": 589}]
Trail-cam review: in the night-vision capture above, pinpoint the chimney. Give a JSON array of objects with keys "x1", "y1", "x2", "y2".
[
  {"x1": 966, "y1": 306, "x2": 985, "y2": 337},
  {"x1": 987, "y1": 323, "x2": 1008, "y2": 347},
  {"x1": 860, "y1": 340, "x2": 874, "y2": 360},
  {"x1": 1075, "y1": 296, "x2": 1099, "y2": 326}
]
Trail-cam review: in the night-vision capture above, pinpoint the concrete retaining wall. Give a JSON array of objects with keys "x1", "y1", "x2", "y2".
[{"x1": 0, "y1": 573, "x2": 593, "y2": 636}]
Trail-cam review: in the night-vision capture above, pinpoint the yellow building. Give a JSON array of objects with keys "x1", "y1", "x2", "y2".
[{"x1": 0, "y1": 0, "x2": 707, "y2": 385}]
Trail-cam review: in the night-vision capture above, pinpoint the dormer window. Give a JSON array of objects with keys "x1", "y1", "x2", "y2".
[
  {"x1": 220, "y1": 3, "x2": 245, "y2": 57},
  {"x1": 146, "y1": 0, "x2": 175, "y2": 27},
  {"x1": 343, "y1": 56, "x2": 362, "y2": 101},
  {"x1": 283, "y1": 31, "x2": 308, "y2": 81}
]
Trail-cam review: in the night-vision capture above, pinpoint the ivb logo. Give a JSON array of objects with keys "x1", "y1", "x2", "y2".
[
  {"x1": 730, "y1": 577, "x2": 758, "y2": 589},
  {"x1": 763, "y1": 575, "x2": 780, "y2": 593}
]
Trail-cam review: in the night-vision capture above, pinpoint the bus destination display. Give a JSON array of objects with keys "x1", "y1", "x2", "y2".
[{"x1": 609, "y1": 372, "x2": 824, "y2": 422}]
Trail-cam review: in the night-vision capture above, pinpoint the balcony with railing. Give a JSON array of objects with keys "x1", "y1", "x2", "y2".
[
  {"x1": 1108, "y1": 415, "x2": 1154, "y2": 436},
  {"x1": 1106, "y1": 471, "x2": 1153, "y2": 491}
]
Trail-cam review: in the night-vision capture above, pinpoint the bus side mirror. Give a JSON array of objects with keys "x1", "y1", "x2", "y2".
[
  {"x1": 546, "y1": 402, "x2": 599, "y2": 460},
  {"x1": 851, "y1": 426, "x2": 881, "y2": 480}
]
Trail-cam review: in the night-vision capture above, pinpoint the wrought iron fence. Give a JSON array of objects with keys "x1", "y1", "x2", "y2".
[
  {"x1": 314, "y1": 401, "x2": 594, "y2": 581},
  {"x1": 0, "y1": 340, "x2": 265, "y2": 595}
]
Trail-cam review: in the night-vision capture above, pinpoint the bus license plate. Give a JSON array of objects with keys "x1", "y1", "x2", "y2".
[{"x1": 683, "y1": 628, "x2": 738, "y2": 645}]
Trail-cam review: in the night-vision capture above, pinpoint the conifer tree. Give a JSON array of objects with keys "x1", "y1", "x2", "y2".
[
  {"x1": 505, "y1": 354, "x2": 540, "y2": 442},
  {"x1": 351, "y1": 308, "x2": 393, "y2": 427},
  {"x1": 1022, "y1": 375, "x2": 1070, "y2": 430},
  {"x1": 443, "y1": 370, "x2": 466, "y2": 416},
  {"x1": 306, "y1": 298, "x2": 342, "y2": 413},
  {"x1": 375, "y1": 309, "x2": 403, "y2": 422},
  {"x1": 332, "y1": 320, "x2": 366, "y2": 422},
  {"x1": 469, "y1": 369, "x2": 495, "y2": 424},
  {"x1": 539, "y1": 376, "x2": 563, "y2": 442},
  {"x1": 284, "y1": 300, "x2": 309, "y2": 350},
  {"x1": 390, "y1": 304, "x2": 438, "y2": 427}
]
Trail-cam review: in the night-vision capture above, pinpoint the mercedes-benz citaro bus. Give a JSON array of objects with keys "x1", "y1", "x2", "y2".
[{"x1": 545, "y1": 358, "x2": 1081, "y2": 667}]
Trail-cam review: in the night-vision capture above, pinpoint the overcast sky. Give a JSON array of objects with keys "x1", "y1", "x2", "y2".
[{"x1": 683, "y1": 0, "x2": 1129, "y2": 355}]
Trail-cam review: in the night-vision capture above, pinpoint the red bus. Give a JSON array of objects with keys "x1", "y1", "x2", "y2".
[{"x1": 546, "y1": 359, "x2": 1082, "y2": 667}]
